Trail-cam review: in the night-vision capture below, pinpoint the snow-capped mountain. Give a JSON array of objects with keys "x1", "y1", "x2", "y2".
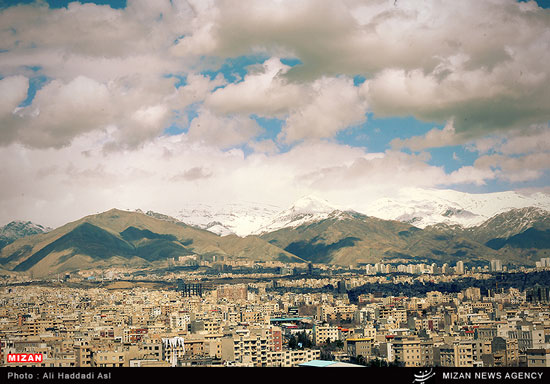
[
  {"x1": 175, "y1": 202, "x2": 283, "y2": 237},
  {"x1": 0, "y1": 220, "x2": 52, "y2": 247},
  {"x1": 473, "y1": 206, "x2": 549, "y2": 235},
  {"x1": 253, "y1": 195, "x2": 350, "y2": 234},
  {"x1": 361, "y1": 188, "x2": 550, "y2": 228},
  {"x1": 171, "y1": 188, "x2": 550, "y2": 237}
]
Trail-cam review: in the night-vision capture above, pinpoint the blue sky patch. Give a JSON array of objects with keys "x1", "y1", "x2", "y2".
[
  {"x1": 18, "y1": 74, "x2": 49, "y2": 108},
  {"x1": 201, "y1": 54, "x2": 270, "y2": 84}
]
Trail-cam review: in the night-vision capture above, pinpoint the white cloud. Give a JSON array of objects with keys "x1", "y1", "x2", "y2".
[
  {"x1": 3, "y1": 74, "x2": 180, "y2": 149},
  {"x1": 0, "y1": 76, "x2": 28, "y2": 117},
  {"x1": 0, "y1": 0, "x2": 549, "y2": 226},
  {"x1": 247, "y1": 139, "x2": 279, "y2": 155},
  {"x1": 279, "y1": 76, "x2": 369, "y2": 143},
  {"x1": 446, "y1": 166, "x2": 496, "y2": 186},
  {"x1": 205, "y1": 58, "x2": 304, "y2": 117},
  {"x1": 391, "y1": 120, "x2": 459, "y2": 151},
  {"x1": 3, "y1": 0, "x2": 550, "y2": 150},
  {"x1": 177, "y1": 0, "x2": 550, "y2": 140},
  {"x1": 206, "y1": 58, "x2": 369, "y2": 143},
  {"x1": 186, "y1": 108, "x2": 262, "y2": 149},
  {"x1": 474, "y1": 152, "x2": 550, "y2": 183},
  {"x1": 0, "y1": 76, "x2": 29, "y2": 144},
  {"x1": 500, "y1": 125, "x2": 550, "y2": 155},
  {"x1": 0, "y1": 136, "x2": 432, "y2": 226},
  {"x1": 177, "y1": 73, "x2": 227, "y2": 107}
]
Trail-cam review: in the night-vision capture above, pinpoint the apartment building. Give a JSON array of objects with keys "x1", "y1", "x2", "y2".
[
  {"x1": 92, "y1": 350, "x2": 126, "y2": 368},
  {"x1": 526, "y1": 348, "x2": 550, "y2": 367},
  {"x1": 74, "y1": 340, "x2": 92, "y2": 367},
  {"x1": 345, "y1": 337, "x2": 374, "y2": 360},
  {"x1": 420, "y1": 339, "x2": 435, "y2": 367},
  {"x1": 269, "y1": 326, "x2": 283, "y2": 352},
  {"x1": 312, "y1": 324, "x2": 339, "y2": 345},
  {"x1": 391, "y1": 337, "x2": 422, "y2": 367},
  {"x1": 161, "y1": 337, "x2": 186, "y2": 367},
  {"x1": 436, "y1": 341, "x2": 474, "y2": 367},
  {"x1": 413, "y1": 316, "x2": 443, "y2": 332},
  {"x1": 240, "y1": 311, "x2": 268, "y2": 325},
  {"x1": 267, "y1": 348, "x2": 320, "y2": 367},
  {"x1": 169, "y1": 311, "x2": 190, "y2": 331},
  {"x1": 189, "y1": 319, "x2": 222, "y2": 334},
  {"x1": 317, "y1": 304, "x2": 357, "y2": 323},
  {"x1": 375, "y1": 305, "x2": 407, "y2": 325},
  {"x1": 220, "y1": 328, "x2": 270, "y2": 367},
  {"x1": 91, "y1": 344, "x2": 141, "y2": 368},
  {"x1": 217, "y1": 285, "x2": 248, "y2": 301},
  {"x1": 123, "y1": 328, "x2": 148, "y2": 344},
  {"x1": 139, "y1": 339, "x2": 163, "y2": 361},
  {"x1": 508, "y1": 326, "x2": 545, "y2": 352}
]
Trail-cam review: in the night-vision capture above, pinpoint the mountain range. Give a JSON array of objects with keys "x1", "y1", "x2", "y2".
[
  {"x1": 174, "y1": 188, "x2": 550, "y2": 236},
  {"x1": 0, "y1": 189, "x2": 549, "y2": 277}
]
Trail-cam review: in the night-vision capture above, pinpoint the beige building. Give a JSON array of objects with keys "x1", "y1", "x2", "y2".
[
  {"x1": 313, "y1": 324, "x2": 339, "y2": 345},
  {"x1": 526, "y1": 348, "x2": 550, "y2": 367},
  {"x1": 220, "y1": 328, "x2": 270, "y2": 367},
  {"x1": 267, "y1": 349, "x2": 320, "y2": 367},
  {"x1": 392, "y1": 337, "x2": 422, "y2": 367},
  {"x1": 345, "y1": 337, "x2": 374, "y2": 360},
  {"x1": 317, "y1": 304, "x2": 357, "y2": 323},
  {"x1": 217, "y1": 284, "x2": 248, "y2": 301},
  {"x1": 437, "y1": 341, "x2": 474, "y2": 367},
  {"x1": 74, "y1": 340, "x2": 92, "y2": 367},
  {"x1": 92, "y1": 350, "x2": 124, "y2": 368},
  {"x1": 420, "y1": 339, "x2": 435, "y2": 367}
]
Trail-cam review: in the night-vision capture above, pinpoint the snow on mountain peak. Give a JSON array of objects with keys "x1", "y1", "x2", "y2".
[
  {"x1": 175, "y1": 201, "x2": 282, "y2": 237},
  {"x1": 0, "y1": 220, "x2": 52, "y2": 241},
  {"x1": 253, "y1": 195, "x2": 347, "y2": 234},
  {"x1": 362, "y1": 187, "x2": 550, "y2": 228},
  {"x1": 169, "y1": 188, "x2": 550, "y2": 237},
  {"x1": 287, "y1": 195, "x2": 339, "y2": 215}
]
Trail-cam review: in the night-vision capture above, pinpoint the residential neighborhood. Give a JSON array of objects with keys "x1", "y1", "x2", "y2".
[{"x1": 1, "y1": 259, "x2": 549, "y2": 368}]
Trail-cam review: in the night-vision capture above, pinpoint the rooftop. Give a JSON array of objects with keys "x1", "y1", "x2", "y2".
[{"x1": 299, "y1": 360, "x2": 363, "y2": 367}]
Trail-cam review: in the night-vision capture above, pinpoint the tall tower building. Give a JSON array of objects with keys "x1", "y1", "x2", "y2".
[
  {"x1": 490, "y1": 259, "x2": 503, "y2": 272},
  {"x1": 455, "y1": 261, "x2": 464, "y2": 275}
]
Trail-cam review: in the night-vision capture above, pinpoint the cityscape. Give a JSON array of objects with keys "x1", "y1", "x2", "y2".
[
  {"x1": 1, "y1": 256, "x2": 550, "y2": 368},
  {"x1": 1, "y1": 0, "x2": 550, "y2": 378}
]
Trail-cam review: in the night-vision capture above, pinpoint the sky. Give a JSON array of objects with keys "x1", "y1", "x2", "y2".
[{"x1": 1, "y1": 0, "x2": 550, "y2": 228}]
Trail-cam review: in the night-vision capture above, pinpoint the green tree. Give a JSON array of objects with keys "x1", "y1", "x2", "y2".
[
  {"x1": 367, "y1": 357, "x2": 388, "y2": 367},
  {"x1": 288, "y1": 335, "x2": 298, "y2": 350},
  {"x1": 297, "y1": 331, "x2": 312, "y2": 349}
]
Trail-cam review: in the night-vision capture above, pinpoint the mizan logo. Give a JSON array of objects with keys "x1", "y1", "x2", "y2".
[
  {"x1": 7, "y1": 353, "x2": 43, "y2": 363},
  {"x1": 413, "y1": 369, "x2": 436, "y2": 384}
]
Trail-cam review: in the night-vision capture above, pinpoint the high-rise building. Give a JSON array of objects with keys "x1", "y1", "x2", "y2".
[
  {"x1": 491, "y1": 259, "x2": 503, "y2": 272},
  {"x1": 177, "y1": 280, "x2": 203, "y2": 297},
  {"x1": 455, "y1": 261, "x2": 464, "y2": 275},
  {"x1": 217, "y1": 284, "x2": 248, "y2": 301}
]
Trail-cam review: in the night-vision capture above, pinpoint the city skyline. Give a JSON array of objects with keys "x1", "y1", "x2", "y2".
[{"x1": 1, "y1": 256, "x2": 550, "y2": 368}]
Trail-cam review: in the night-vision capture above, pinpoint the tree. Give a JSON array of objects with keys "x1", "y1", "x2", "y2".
[
  {"x1": 391, "y1": 355, "x2": 404, "y2": 367},
  {"x1": 297, "y1": 331, "x2": 313, "y2": 349},
  {"x1": 288, "y1": 335, "x2": 298, "y2": 350},
  {"x1": 367, "y1": 357, "x2": 388, "y2": 367},
  {"x1": 355, "y1": 355, "x2": 367, "y2": 366}
]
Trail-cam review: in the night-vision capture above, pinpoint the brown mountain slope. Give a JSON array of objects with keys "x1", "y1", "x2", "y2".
[{"x1": 0, "y1": 209, "x2": 298, "y2": 277}]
